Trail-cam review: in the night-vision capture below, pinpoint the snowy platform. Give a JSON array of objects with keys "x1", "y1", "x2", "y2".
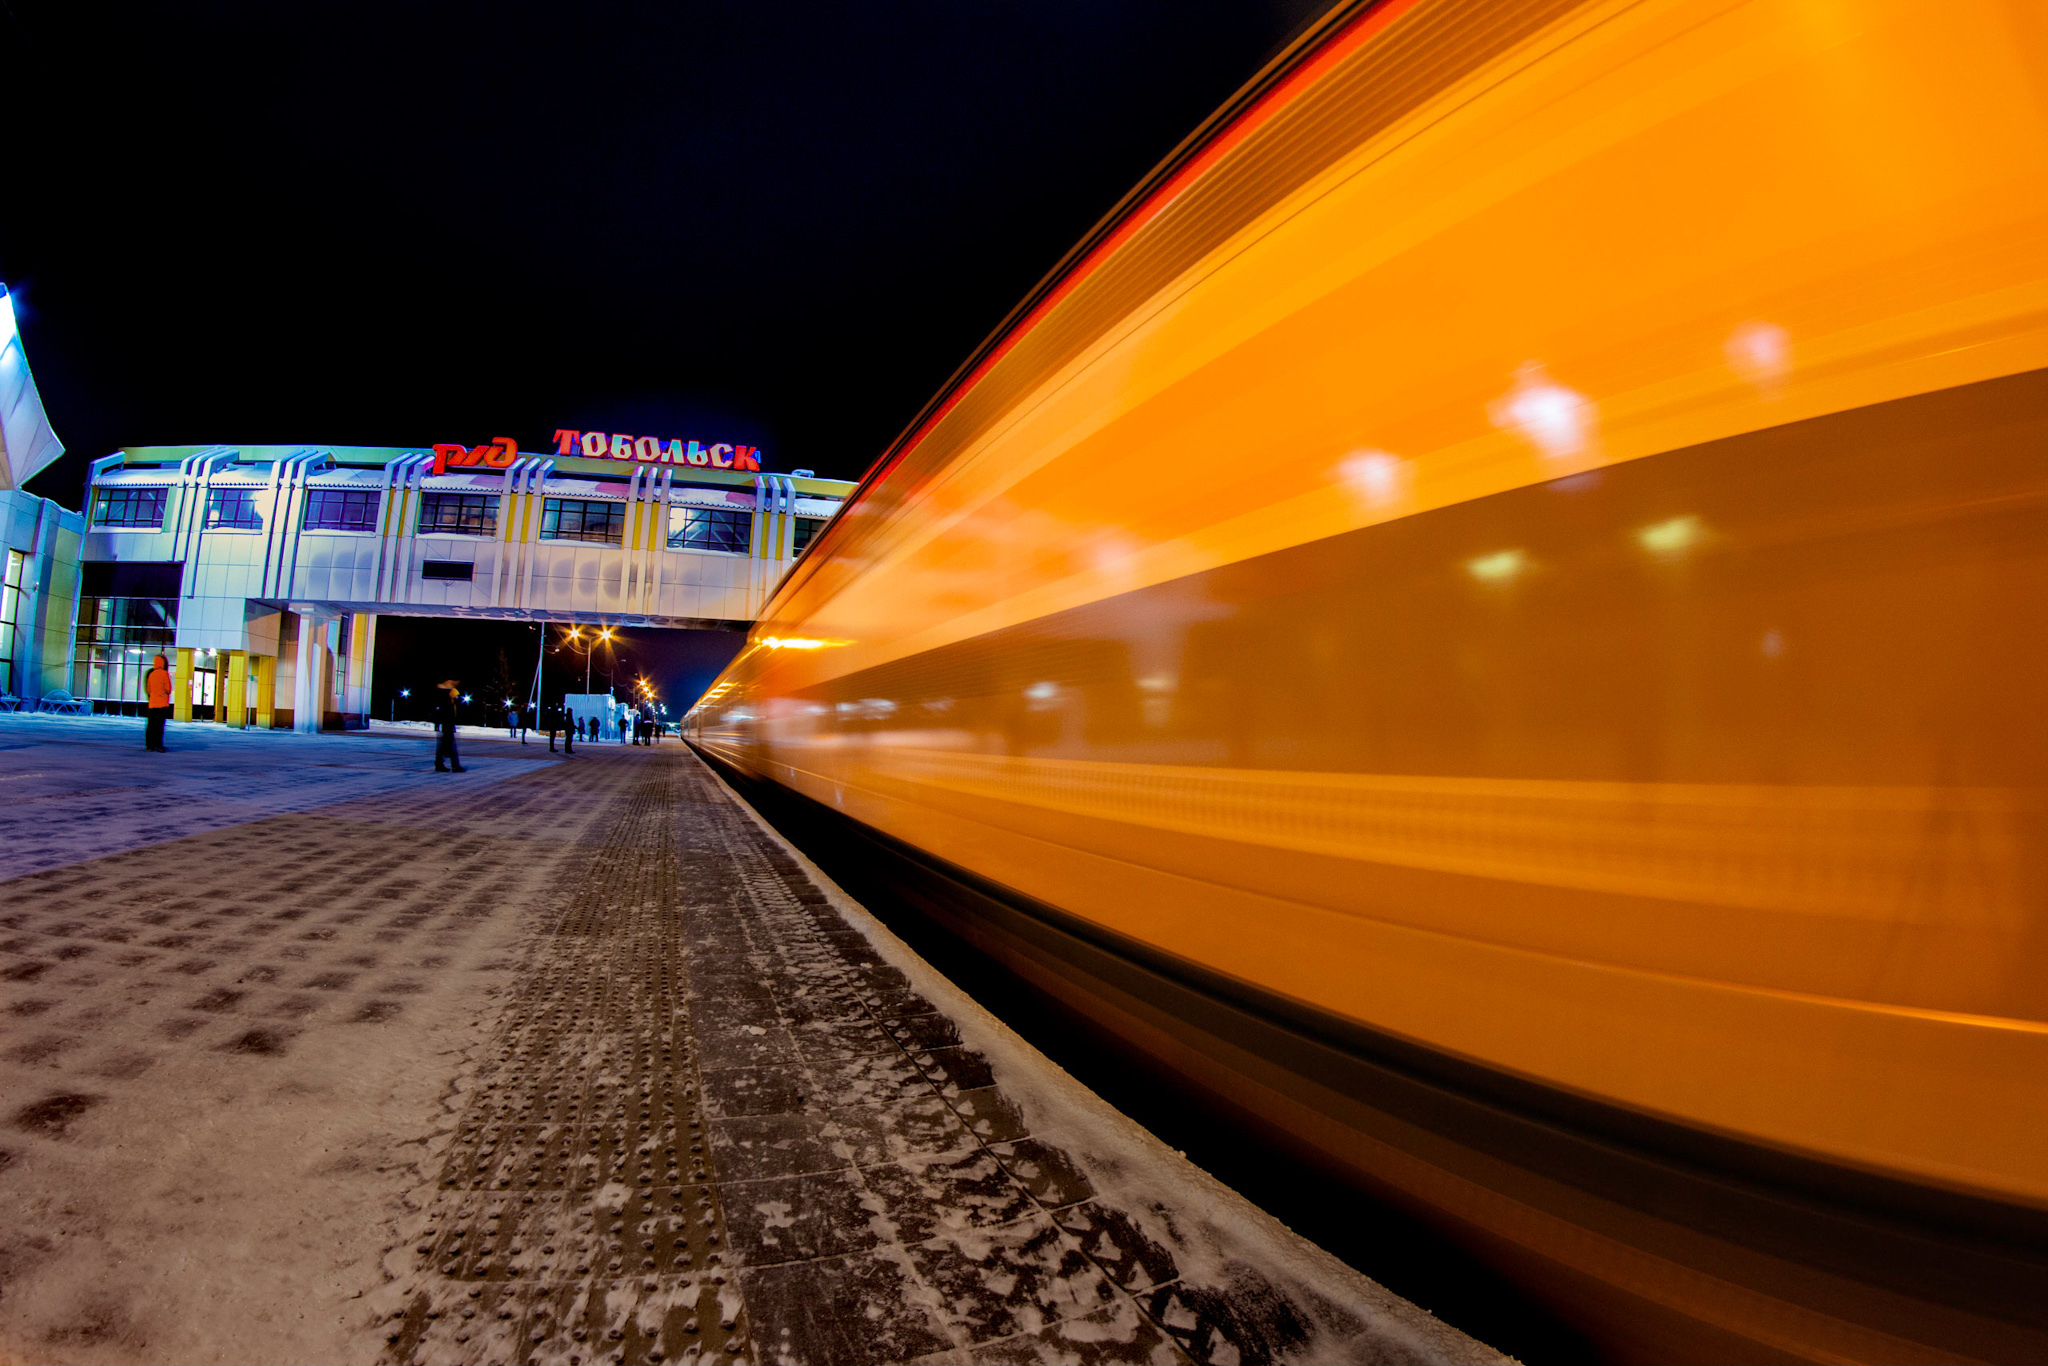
[{"x1": 0, "y1": 715, "x2": 1498, "y2": 1365}]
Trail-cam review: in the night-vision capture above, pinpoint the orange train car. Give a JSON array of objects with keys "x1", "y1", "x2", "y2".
[{"x1": 687, "y1": 0, "x2": 2048, "y2": 1358}]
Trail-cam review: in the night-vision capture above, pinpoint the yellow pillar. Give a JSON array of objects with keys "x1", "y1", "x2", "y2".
[
  {"x1": 173, "y1": 647, "x2": 195, "y2": 723},
  {"x1": 222, "y1": 650, "x2": 248, "y2": 729},
  {"x1": 253, "y1": 654, "x2": 277, "y2": 729}
]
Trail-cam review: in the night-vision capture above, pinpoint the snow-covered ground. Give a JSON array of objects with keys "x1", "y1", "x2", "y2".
[
  {"x1": 0, "y1": 713, "x2": 555, "y2": 881},
  {"x1": 0, "y1": 716, "x2": 1502, "y2": 1365},
  {"x1": 0, "y1": 715, "x2": 576, "y2": 1364}
]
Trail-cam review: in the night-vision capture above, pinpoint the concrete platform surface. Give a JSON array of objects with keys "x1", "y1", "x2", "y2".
[{"x1": 0, "y1": 714, "x2": 1501, "y2": 1366}]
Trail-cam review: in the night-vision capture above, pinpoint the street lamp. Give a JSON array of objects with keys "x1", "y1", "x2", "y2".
[
  {"x1": 392, "y1": 686, "x2": 409, "y2": 722},
  {"x1": 564, "y1": 625, "x2": 616, "y2": 698}
]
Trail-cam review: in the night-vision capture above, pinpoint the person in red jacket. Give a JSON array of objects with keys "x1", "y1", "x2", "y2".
[{"x1": 143, "y1": 654, "x2": 173, "y2": 752}]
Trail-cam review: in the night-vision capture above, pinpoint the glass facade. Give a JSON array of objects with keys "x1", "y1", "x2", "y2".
[
  {"x1": 206, "y1": 488, "x2": 264, "y2": 530},
  {"x1": 542, "y1": 498, "x2": 626, "y2": 545},
  {"x1": 0, "y1": 549, "x2": 22, "y2": 696},
  {"x1": 303, "y1": 488, "x2": 381, "y2": 531},
  {"x1": 793, "y1": 516, "x2": 827, "y2": 555},
  {"x1": 72, "y1": 596, "x2": 177, "y2": 705},
  {"x1": 92, "y1": 487, "x2": 167, "y2": 529},
  {"x1": 667, "y1": 505, "x2": 751, "y2": 554},
  {"x1": 418, "y1": 492, "x2": 498, "y2": 536}
]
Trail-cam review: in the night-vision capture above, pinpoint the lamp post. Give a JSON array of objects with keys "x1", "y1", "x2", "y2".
[
  {"x1": 562, "y1": 625, "x2": 618, "y2": 735},
  {"x1": 392, "y1": 686, "x2": 409, "y2": 722},
  {"x1": 564, "y1": 625, "x2": 614, "y2": 697},
  {"x1": 530, "y1": 622, "x2": 544, "y2": 729}
]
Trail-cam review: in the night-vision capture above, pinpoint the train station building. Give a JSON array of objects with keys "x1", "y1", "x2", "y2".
[
  {"x1": 69, "y1": 441, "x2": 853, "y2": 730},
  {"x1": 2, "y1": 278, "x2": 854, "y2": 730}
]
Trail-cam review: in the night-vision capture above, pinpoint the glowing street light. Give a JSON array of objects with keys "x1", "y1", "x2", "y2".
[{"x1": 565, "y1": 623, "x2": 618, "y2": 697}]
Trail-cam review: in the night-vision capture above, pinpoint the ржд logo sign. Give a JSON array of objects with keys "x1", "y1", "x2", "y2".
[{"x1": 431, "y1": 437, "x2": 521, "y2": 474}]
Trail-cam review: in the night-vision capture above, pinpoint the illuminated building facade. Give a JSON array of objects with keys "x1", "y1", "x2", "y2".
[
  {"x1": 78, "y1": 442, "x2": 851, "y2": 730},
  {"x1": 0, "y1": 282, "x2": 84, "y2": 707}
]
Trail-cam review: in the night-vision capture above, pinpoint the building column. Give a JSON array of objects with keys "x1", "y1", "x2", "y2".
[
  {"x1": 173, "y1": 647, "x2": 195, "y2": 723},
  {"x1": 356, "y1": 614, "x2": 378, "y2": 726},
  {"x1": 253, "y1": 654, "x2": 276, "y2": 729},
  {"x1": 222, "y1": 650, "x2": 248, "y2": 729},
  {"x1": 337, "y1": 612, "x2": 372, "y2": 722},
  {"x1": 293, "y1": 613, "x2": 322, "y2": 734}
]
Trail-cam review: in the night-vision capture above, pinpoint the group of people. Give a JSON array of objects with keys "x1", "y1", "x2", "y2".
[
  {"x1": 541, "y1": 706, "x2": 664, "y2": 754},
  {"x1": 439, "y1": 687, "x2": 665, "y2": 767},
  {"x1": 133, "y1": 659, "x2": 668, "y2": 773}
]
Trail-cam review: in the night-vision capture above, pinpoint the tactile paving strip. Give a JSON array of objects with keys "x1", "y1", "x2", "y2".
[{"x1": 384, "y1": 761, "x2": 751, "y2": 1366}]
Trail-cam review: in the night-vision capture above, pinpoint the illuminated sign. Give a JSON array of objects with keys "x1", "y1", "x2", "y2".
[
  {"x1": 429, "y1": 433, "x2": 765, "y2": 476},
  {"x1": 551, "y1": 429, "x2": 761, "y2": 471},
  {"x1": 432, "y1": 438, "x2": 522, "y2": 474}
]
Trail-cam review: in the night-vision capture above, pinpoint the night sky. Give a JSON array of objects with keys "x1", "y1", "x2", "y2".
[
  {"x1": 2, "y1": 1, "x2": 1322, "y2": 707},
  {"x1": 5, "y1": 1, "x2": 1323, "y2": 503}
]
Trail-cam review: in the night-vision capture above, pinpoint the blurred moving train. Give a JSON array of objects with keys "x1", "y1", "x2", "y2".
[{"x1": 688, "y1": 0, "x2": 2048, "y2": 1358}]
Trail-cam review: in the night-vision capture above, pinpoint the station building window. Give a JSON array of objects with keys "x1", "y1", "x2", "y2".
[
  {"x1": 206, "y1": 488, "x2": 264, "y2": 530},
  {"x1": 71, "y1": 561, "x2": 180, "y2": 712},
  {"x1": 541, "y1": 497, "x2": 625, "y2": 545},
  {"x1": 91, "y1": 487, "x2": 167, "y2": 529},
  {"x1": 418, "y1": 492, "x2": 498, "y2": 537},
  {"x1": 303, "y1": 488, "x2": 381, "y2": 531},
  {"x1": 0, "y1": 549, "x2": 22, "y2": 696},
  {"x1": 793, "y1": 516, "x2": 827, "y2": 555},
  {"x1": 666, "y1": 505, "x2": 750, "y2": 554}
]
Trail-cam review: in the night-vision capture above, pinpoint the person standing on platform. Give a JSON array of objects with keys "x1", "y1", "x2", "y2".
[
  {"x1": 143, "y1": 653, "x2": 173, "y2": 752},
  {"x1": 562, "y1": 707, "x2": 575, "y2": 755},
  {"x1": 505, "y1": 703, "x2": 519, "y2": 743},
  {"x1": 434, "y1": 678, "x2": 465, "y2": 773}
]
